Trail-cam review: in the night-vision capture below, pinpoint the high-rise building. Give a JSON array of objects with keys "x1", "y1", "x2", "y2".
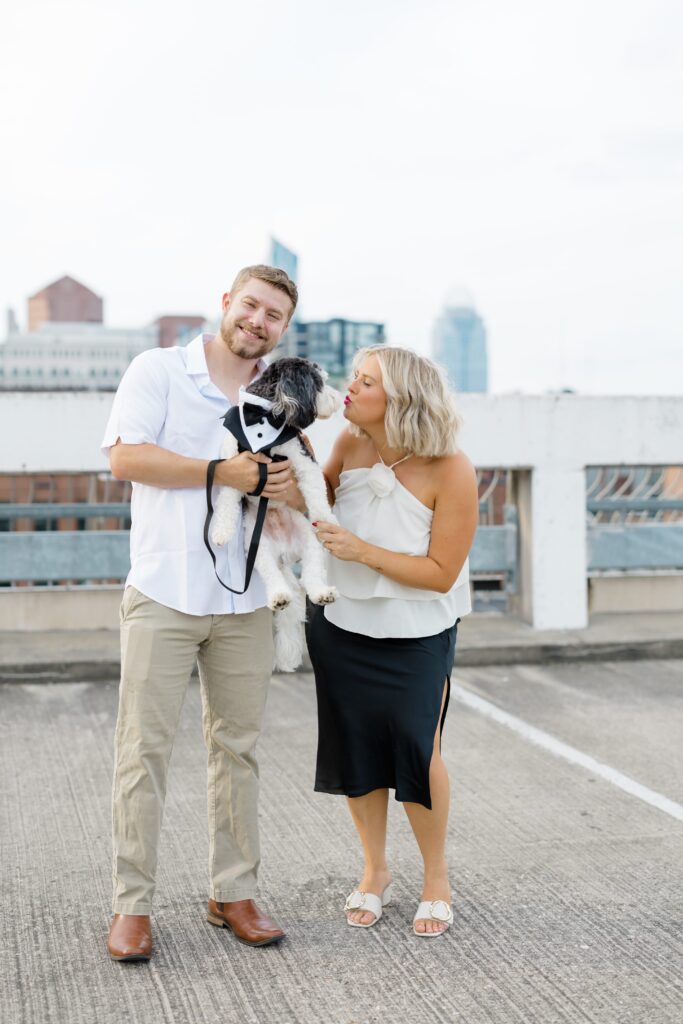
[
  {"x1": 432, "y1": 291, "x2": 488, "y2": 393},
  {"x1": 269, "y1": 237, "x2": 298, "y2": 285},
  {"x1": 268, "y1": 238, "x2": 300, "y2": 358},
  {"x1": 292, "y1": 319, "x2": 385, "y2": 383},
  {"x1": 28, "y1": 275, "x2": 103, "y2": 331}
]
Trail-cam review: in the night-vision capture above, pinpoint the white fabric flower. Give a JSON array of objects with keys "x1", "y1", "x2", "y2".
[{"x1": 367, "y1": 462, "x2": 397, "y2": 498}]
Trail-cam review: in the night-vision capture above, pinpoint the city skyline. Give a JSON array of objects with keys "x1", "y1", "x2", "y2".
[
  {"x1": 0, "y1": 271, "x2": 386, "y2": 390},
  {"x1": 2, "y1": 0, "x2": 682, "y2": 397}
]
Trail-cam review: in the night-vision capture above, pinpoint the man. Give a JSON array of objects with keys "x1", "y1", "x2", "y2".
[{"x1": 102, "y1": 265, "x2": 299, "y2": 961}]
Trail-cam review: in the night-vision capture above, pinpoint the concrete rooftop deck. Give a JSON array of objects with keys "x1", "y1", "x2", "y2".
[{"x1": 1, "y1": 624, "x2": 683, "y2": 1023}]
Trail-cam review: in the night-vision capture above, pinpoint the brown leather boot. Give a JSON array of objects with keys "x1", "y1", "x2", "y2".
[
  {"x1": 207, "y1": 899, "x2": 285, "y2": 947},
  {"x1": 107, "y1": 914, "x2": 153, "y2": 961}
]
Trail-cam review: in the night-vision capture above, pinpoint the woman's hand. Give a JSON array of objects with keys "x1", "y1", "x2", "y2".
[{"x1": 313, "y1": 521, "x2": 368, "y2": 563}]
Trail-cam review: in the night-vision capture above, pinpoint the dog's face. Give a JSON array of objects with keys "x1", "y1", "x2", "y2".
[{"x1": 247, "y1": 358, "x2": 341, "y2": 429}]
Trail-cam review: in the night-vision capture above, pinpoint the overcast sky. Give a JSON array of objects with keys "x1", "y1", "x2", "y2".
[{"x1": 2, "y1": 0, "x2": 682, "y2": 394}]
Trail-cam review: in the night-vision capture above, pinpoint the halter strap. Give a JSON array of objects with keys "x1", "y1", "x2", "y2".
[{"x1": 377, "y1": 450, "x2": 412, "y2": 470}]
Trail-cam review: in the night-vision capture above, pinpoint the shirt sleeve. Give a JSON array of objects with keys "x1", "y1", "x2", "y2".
[{"x1": 100, "y1": 349, "x2": 169, "y2": 458}]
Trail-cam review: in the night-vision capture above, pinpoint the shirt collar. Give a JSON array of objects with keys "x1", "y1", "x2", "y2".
[
  {"x1": 184, "y1": 333, "x2": 214, "y2": 377},
  {"x1": 184, "y1": 333, "x2": 268, "y2": 400}
]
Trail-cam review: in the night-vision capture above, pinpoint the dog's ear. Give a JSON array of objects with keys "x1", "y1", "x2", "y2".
[
  {"x1": 246, "y1": 361, "x2": 278, "y2": 402},
  {"x1": 312, "y1": 362, "x2": 329, "y2": 382},
  {"x1": 316, "y1": 385, "x2": 342, "y2": 419},
  {"x1": 272, "y1": 379, "x2": 301, "y2": 421}
]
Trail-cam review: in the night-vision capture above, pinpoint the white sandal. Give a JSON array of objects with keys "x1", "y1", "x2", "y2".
[
  {"x1": 413, "y1": 899, "x2": 453, "y2": 937},
  {"x1": 344, "y1": 885, "x2": 393, "y2": 928}
]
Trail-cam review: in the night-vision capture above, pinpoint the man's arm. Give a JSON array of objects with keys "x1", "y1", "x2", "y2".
[{"x1": 109, "y1": 441, "x2": 292, "y2": 499}]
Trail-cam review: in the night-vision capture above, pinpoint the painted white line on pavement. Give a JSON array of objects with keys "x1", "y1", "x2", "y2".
[{"x1": 450, "y1": 681, "x2": 683, "y2": 824}]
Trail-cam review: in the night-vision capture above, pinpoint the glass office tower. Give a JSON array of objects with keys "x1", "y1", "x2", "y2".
[{"x1": 432, "y1": 295, "x2": 488, "y2": 392}]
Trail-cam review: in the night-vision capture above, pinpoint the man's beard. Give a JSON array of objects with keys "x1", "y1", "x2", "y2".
[{"x1": 219, "y1": 315, "x2": 273, "y2": 359}]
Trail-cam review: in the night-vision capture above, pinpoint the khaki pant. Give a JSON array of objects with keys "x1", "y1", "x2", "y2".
[{"x1": 112, "y1": 587, "x2": 274, "y2": 915}]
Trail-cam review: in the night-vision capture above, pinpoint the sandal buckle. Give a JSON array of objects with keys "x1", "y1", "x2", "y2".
[
  {"x1": 345, "y1": 891, "x2": 366, "y2": 911},
  {"x1": 429, "y1": 900, "x2": 451, "y2": 922}
]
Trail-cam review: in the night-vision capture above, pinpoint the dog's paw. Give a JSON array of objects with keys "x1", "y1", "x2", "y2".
[
  {"x1": 268, "y1": 590, "x2": 292, "y2": 611},
  {"x1": 211, "y1": 525, "x2": 231, "y2": 547},
  {"x1": 309, "y1": 586, "x2": 338, "y2": 606}
]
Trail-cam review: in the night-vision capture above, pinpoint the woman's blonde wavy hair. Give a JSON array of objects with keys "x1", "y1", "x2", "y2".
[{"x1": 348, "y1": 346, "x2": 462, "y2": 458}]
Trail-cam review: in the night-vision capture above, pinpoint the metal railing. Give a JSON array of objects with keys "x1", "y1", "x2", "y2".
[
  {"x1": 2, "y1": 467, "x2": 682, "y2": 590},
  {"x1": 586, "y1": 466, "x2": 683, "y2": 574},
  {"x1": 0, "y1": 469, "x2": 519, "y2": 589},
  {"x1": 587, "y1": 466, "x2": 683, "y2": 524}
]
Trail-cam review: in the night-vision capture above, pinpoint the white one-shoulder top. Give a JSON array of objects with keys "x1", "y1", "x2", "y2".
[{"x1": 324, "y1": 463, "x2": 471, "y2": 639}]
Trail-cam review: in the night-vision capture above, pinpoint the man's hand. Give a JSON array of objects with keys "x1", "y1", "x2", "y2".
[
  {"x1": 261, "y1": 458, "x2": 293, "y2": 499},
  {"x1": 215, "y1": 451, "x2": 292, "y2": 499}
]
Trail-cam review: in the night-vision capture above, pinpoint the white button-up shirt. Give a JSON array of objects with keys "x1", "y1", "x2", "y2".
[{"x1": 101, "y1": 333, "x2": 267, "y2": 616}]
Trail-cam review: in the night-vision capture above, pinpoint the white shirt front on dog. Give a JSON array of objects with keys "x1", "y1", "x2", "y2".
[
  {"x1": 237, "y1": 387, "x2": 287, "y2": 452},
  {"x1": 100, "y1": 333, "x2": 268, "y2": 616}
]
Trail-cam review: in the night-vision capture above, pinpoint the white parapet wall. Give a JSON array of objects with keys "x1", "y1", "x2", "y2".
[
  {"x1": 0, "y1": 587, "x2": 122, "y2": 631},
  {"x1": 1, "y1": 391, "x2": 682, "y2": 631}
]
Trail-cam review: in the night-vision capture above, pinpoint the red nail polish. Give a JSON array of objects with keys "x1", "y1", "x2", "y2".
[{"x1": 312, "y1": 522, "x2": 318, "y2": 527}]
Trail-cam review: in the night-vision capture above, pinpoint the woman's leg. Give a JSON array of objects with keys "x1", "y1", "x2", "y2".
[
  {"x1": 345, "y1": 788, "x2": 392, "y2": 925},
  {"x1": 403, "y1": 681, "x2": 452, "y2": 934}
]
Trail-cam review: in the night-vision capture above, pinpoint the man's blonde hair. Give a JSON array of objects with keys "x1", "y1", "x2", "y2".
[
  {"x1": 230, "y1": 264, "x2": 298, "y2": 320},
  {"x1": 349, "y1": 346, "x2": 462, "y2": 457}
]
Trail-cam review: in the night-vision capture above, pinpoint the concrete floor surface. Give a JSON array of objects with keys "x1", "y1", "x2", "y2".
[{"x1": 1, "y1": 659, "x2": 682, "y2": 1024}]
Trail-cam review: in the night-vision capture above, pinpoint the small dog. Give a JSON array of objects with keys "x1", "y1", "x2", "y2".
[{"x1": 211, "y1": 357, "x2": 341, "y2": 671}]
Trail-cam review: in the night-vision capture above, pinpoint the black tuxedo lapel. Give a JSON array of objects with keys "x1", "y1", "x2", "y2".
[
  {"x1": 221, "y1": 407, "x2": 250, "y2": 451},
  {"x1": 221, "y1": 406, "x2": 299, "y2": 456}
]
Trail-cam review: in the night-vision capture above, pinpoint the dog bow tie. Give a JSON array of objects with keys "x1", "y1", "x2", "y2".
[{"x1": 242, "y1": 402, "x2": 285, "y2": 429}]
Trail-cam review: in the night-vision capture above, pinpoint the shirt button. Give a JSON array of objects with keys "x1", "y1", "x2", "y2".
[
  {"x1": 259, "y1": 418, "x2": 265, "y2": 424},
  {"x1": 257, "y1": 432, "x2": 263, "y2": 438}
]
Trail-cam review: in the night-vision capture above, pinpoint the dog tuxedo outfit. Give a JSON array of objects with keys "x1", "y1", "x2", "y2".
[
  {"x1": 204, "y1": 389, "x2": 300, "y2": 595},
  {"x1": 208, "y1": 365, "x2": 340, "y2": 671},
  {"x1": 222, "y1": 388, "x2": 301, "y2": 482}
]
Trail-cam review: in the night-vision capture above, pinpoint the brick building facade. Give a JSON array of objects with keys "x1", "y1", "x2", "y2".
[{"x1": 28, "y1": 276, "x2": 103, "y2": 331}]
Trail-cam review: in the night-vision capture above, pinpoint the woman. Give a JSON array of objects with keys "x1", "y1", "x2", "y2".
[{"x1": 307, "y1": 346, "x2": 478, "y2": 937}]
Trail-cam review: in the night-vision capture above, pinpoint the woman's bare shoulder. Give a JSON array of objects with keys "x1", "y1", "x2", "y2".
[
  {"x1": 335, "y1": 426, "x2": 358, "y2": 451},
  {"x1": 326, "y1": 425, "x2": 363, "y2": 473},
  {"x1": 431, "y1": 449, "x2": 477, "y2": 490},
  {"x1": 331, "y1": 426, "x2": 367, "y2": 460}
]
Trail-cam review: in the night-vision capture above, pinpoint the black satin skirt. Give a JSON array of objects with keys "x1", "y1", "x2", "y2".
[{"x1": 306, "y1": 606, "x2": 459, "y2": 810}]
